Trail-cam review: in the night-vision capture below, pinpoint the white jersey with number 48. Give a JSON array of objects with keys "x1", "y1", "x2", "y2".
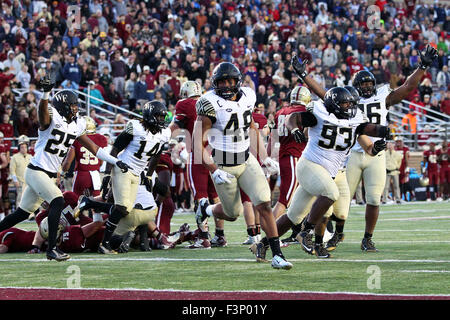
[
  {"x1": 352, "y1": 84, "x2": 391, "y2": 153},
  {"x1": 30, "y1": 106, "x2": 86, "y2": 173},
  {"x1": 196, "y1": 87, "x2": 256, "y2": 154}
]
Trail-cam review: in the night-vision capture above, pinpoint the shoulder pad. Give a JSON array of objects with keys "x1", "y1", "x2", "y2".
[{"x1": 196, "y1": 97, "x2": 216, "y2": 119}]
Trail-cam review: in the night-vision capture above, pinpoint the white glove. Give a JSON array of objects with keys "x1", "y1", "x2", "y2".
[
  {"x1": 263, "y1": 157, "x2": 280, "y2": 175},
  {"x1": 211, "y1": 169, "x2": 234, "y2": 185},
  {"x1": 180, "y1": 148, "x2": 188, "y2": 163}
]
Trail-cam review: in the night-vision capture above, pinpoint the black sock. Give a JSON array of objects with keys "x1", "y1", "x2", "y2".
[
  {"x1": 336, "y1": 224, "x2": 344, "y2": 234},
  {"x1": 137, "y1": 224, "x2": 149, "y2": 249},
  {"x1": 364, "y1": 232, "x2": 373, "y2": 239},
  {"x1": 47, "y1": 197, "x2": 65, "y2": 250},
  {"x1": 102, "y1": 207, "x2": 123, "y2": 244},
  {"x1": 200, "y1": 231, "x2": 209, "y2": 239},
  {"x1": 261, "y1": 237, "x2": 269, "y2": 247},
  {"x1": 315, "y1": 234, "x2": 323, "y2": 245},
  {"x1": 215, "y1": 229, "x2": 224, "y2": 237},
  {"x1": 247, "y1": 227, "x2": 257, "y2": 237},
  {"x1": 268, "y1": 237, "x2": 283, "y2": 257},
  {"x1": 0, "y1": 207, "x2": 30, "y2": 232},
  {"x1": 291, "y1": 223, "x2": 303, "y2": 237},
  {"x1": 303, "y1": 220, "x2": 315, "y2": 232}
]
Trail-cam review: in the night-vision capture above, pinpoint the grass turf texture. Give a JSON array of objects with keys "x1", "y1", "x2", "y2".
[{"x1": 0, "y1": 201, "x2": 449, "y2": 296}]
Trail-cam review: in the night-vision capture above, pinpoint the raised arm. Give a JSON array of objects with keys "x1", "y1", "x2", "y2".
[
  {"x1": 386, "y1": 45, "x2": 438, "y2": 107},
  {"x1": 357, "y1": 135, "x2": 386, "y2": 156},
  {"x1": 37, "y1": 76, "x2": 54, "y2": 131},
  {"x1": 291, "y1": 55, "x2": 327, "y2": 100},
  {"x1": 62, "y1": 147, "x2": 76, "y2": 172}
]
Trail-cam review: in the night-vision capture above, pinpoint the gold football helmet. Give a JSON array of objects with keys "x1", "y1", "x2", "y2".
[
  {"x1": 290, "y1": 86, "x2": 312, "y2": 106},
  {"x1": 180, "y1": 80, "x2": 202, "y2": 98},
  {"x1": 84, "y1": 116, "x2": 96, "y2": 134}
]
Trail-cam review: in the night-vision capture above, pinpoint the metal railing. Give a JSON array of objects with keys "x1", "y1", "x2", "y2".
[{"x1": 388, "y1": 99, "x2": 449, "y2": 150}]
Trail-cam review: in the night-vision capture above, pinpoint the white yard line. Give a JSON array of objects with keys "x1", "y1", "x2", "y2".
[{"x1": 400, "y1": 270, "x2": 450, "y2": 273}]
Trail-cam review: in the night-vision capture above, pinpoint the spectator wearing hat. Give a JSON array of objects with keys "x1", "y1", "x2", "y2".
[
  {"x1": 142, "y1": 65, "x2": 156, "y2": 97},
  {"x1": 84, "y1": 80, "x2": 105, "y2": 107},
  {"x1": 10, "y1": 135, "x2": 32, "y2": 206}
]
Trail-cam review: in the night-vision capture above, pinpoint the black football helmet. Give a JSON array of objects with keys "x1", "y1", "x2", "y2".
[
  {"x1": 51, "y1": 90, "x2": 79, "y2": 122},
  {"x1": 323, "y1": 87, "x2": 357, "y2": 119},
  {"x1": 142, "y1": 100, "x2": 168, "y2": 134},
  {"x1": 344, "y1": 85, "x2": 360, "y2": 104},
  {"x1": 353, "y1": 70, "x2": 376, "y2": 98},
  {"x1": 211, "y1": 62, "x2": 242, "y2": 100}
]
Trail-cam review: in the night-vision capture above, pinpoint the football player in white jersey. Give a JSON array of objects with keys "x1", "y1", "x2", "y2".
[
  {"x1": 251, "y1": 87, "x2": 389, "y2": 259},
  {"x1": 98, "y1": 100, "x2": 171, "y2": 254},
  {"x1": 192, "y1": 62, "x2": 292, "y2": 270},
  {"x1": 0, "y1": 77, "x2": 129, "y2": 261},
  {"x1": 292, "y1": 45, "x2": 438, "y2": 252}
]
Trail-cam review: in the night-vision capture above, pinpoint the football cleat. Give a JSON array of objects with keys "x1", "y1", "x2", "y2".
[
  {"x1": 314, "y1": 243, "x2": 331, "y2": 258},
  {"x1": 187, "y1": 237, "x2": 211, "y2": 249},
  {"x1": 211, "y1": 235, "x2": 227, "y2": 247},
  {"x1": 195, "y1": 198, "x2": 210, "y2": 231},
  {"x1": 117, "y1": 231, "x2": 135, "y2": 253},
  {"x1": 296, "y1": 230, "x2": 315, "y2": 255},
  {"x1": 249, "y1": 242, "x2": 269, "y2": 263},
  {"x1": 46, "y1": 247, "x2": 70, "y2": 261},
  {"x1": 281, "y1": 236, "x2": 299, "y2": 247},
  {"x1": 98, "y1": 242, "x2": 118, "y2": 254},
  {"x1": 242, "y1": 235, "x2": 259, "y2": 245},
  {"x1": 271, "y1": 255, "x2": 293, "y2": 270},
  {"x1": 74, "y1": 195, "x2": 92, "y2": 218},
  {"x1": 361, "y1": 237, "x2": 379, "y2": 252},
  {"x1": 325, "y1": 232, "x2": 345, "y2": 252}
]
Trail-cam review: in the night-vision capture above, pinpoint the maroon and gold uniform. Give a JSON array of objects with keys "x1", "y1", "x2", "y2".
[
  {"x1": 273, "y1": 105, "x2": 307, "y2": 206},
  {"x1": 424, "y1": 148, "x2": 439, "y2": 186},
  {"x1": 72, "y1": 133, "x2": 108, "y2": 197},
  {"x1": 0, "y1": 227, "x2": 35, "y2": 252},
  {"x1": 59, "y1": 225, "x2": 104, "y2": 253},
  {"x1": 174, "y1": 97, "x2": 217, "y2": 201}
]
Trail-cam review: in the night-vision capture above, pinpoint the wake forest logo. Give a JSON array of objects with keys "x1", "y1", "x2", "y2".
[{"x1": 54, "y1": 93, "x2": 68, "y2": 103}]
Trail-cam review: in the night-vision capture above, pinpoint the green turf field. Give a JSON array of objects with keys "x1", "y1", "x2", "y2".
[{"x1": 0, "y1": 201, "x2": 449, "y2": 296}]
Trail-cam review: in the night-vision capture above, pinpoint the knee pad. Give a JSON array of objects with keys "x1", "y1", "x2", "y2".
[{"x1": 113, "y1": 204, "x2": 129, "y2": 218}]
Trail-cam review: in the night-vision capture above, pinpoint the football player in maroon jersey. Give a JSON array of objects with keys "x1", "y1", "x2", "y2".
[
  {"x1": 62, "y1": 116, "x2": 108, "y2": 197},
  {"x1": 437, "y1": 142, "x2": 449, "y2": 200},
  {"x1": 0, "y1": 227, "x2": 35, "y2": 253},
  {"x1": 423, "y1": 142, "x2": 440, "y2": 200}
]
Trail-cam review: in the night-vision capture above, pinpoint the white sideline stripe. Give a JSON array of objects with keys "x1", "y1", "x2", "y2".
[
  {"x1": 1, "y1": 257, "x2": 450, "y2": 263},
  {"x1": 400, "y1": 270, "x2": 450, "y2": 273},
  {"x1": 380, "y1": 216, "x2": 450, "y2": 221},
  {"x1": 0, "y1": 286, "x2": 449, "y2": 297}
]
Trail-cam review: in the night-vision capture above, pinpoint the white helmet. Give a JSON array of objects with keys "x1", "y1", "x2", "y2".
[
  {"x1": 39, "y1": 217, "x2": 68, "y2": 240},
  {"x1": 290, "y1": 86, "x2": 311, "y2": 106},
  {"x1": 419, "y1": 177, "x2": 429, "y2": 187},
  {"x1": 84, "y1": 116, "x2": 96, "y2": 134},
  {"x1": 180, "y1": 81, "x2": 202, "y2": 98}
]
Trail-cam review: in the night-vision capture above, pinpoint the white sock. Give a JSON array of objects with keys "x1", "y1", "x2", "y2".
[
  {"x1": 0, "y1": 213, "x2": 4, "y2": 221},
  {"x1": 205, "y1": 205, "x2": 213, "y2": 217}
]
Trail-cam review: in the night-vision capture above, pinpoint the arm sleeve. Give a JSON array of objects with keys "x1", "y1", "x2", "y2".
[
  {"x1": 196, "y1": 97, "x2": 216, "y2": 123},
  {"x1": 300, "y1": 112, "x2": 318, "y2": 127},
  {"x1": 113, "y1": 131, "x2": 133, "y2": 153}
]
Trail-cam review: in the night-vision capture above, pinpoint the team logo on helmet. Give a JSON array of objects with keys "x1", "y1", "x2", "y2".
[
  {"x1": 142, "y1": 100, "x2": 168, "y2": 134},
  {"x1": 180, "y1": 81, "x2": 202, "y2": 98},
  {"x1": 290, "y1": 86, "x2": 312, "y2": 106},
  {"x1": 39, "y1": 216, "x2": 68, "y2": 240},
  {"x1": 323, "y1": 87, "x2": 357, "y2": 119},
  {"x1": 52, "y1": 90, "x2": 79, "y2": 123}
]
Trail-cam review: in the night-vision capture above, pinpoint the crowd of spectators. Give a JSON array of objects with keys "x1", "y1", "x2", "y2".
[{"x1": 0, "y1": 0, "x2": 449, "y2": 143}]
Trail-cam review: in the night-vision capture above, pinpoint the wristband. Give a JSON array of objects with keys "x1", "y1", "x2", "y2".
[
  {"x1": 42, "y1": 92, "x2": 50, "y2": 100},
  {"x1": 96, "y1": 147, "x2": 119, "y2": 165}
]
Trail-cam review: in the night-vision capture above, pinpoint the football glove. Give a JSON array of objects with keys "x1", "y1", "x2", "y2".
[
  {"x1": 211, "y1": 169, "x2": 234, "y2": 185},
  {"x1": 418, "y1": 45, "x2": 438, "y2": 70},
  {"x1": 291, "y1": 54, "x2": 308, "y2": 81},
  {"x1": 291, "y1": 128, "x2": 307, "y2": 143},
  {"x1": 100, "y1": 175, "x2": 111, "y2": 199},
  {"x1": 263, "y1": 157, "x2": 280, "y2": 175},
  {"x1": 116, "y1": 160, "x2": 129, "y2": 173},
  {"x1": 38, "y1": 75, "x2": 54, "y2": 92},
  {"x1": 142, "y1": 175, "x2": 153, "y2": 193},
  {"x1": 372, "y1": 139, "x2": 387, "y2": 156}
]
